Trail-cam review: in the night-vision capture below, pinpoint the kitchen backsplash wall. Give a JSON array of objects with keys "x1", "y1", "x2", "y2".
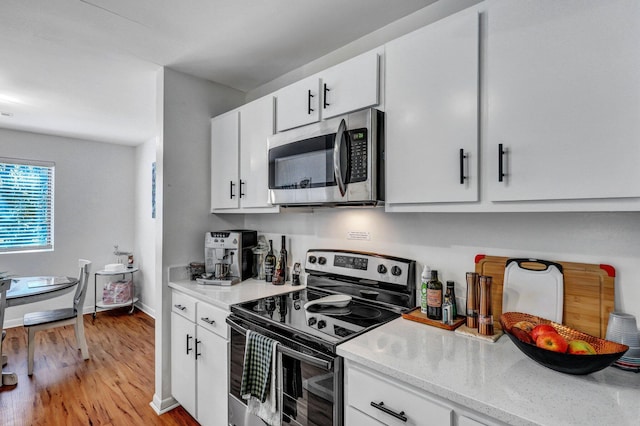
[{"x1": 244, "y1": 208, "x2": 640, "y2": 321}]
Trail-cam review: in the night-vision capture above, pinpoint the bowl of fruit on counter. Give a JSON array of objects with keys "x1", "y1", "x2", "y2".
[{"x1": 500, "y1": 312, "x2": 629, "y2": 375}]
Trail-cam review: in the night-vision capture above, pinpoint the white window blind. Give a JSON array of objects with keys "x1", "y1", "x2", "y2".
[{"x1": 0, "y1": 157, "x2": 55, "y2": 253}]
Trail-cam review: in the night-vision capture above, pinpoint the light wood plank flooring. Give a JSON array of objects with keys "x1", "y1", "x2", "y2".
[{"x1": 0, "y1": 309, "x2": 199, "y2": 426}]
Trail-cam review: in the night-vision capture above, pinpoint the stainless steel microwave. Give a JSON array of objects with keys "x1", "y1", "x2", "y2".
[{"x1": 268, "y1": 108, "x2": 384, "y2": 207}]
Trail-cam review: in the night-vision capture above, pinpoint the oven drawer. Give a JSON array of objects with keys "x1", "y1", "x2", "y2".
[
  {"x1": 172, "y1": 291, "x2": 197, "y2": 322},
  {"x1": 347, "y1": 364, "x2": 452, "y2": 426},
  {"x1": 197, "y1": 302, "x2": 228, "y2": 339}
]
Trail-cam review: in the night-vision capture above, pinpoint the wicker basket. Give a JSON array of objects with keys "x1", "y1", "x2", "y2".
[{"x1": 500, "y1": 312, "x2": 628, "y2": 374}]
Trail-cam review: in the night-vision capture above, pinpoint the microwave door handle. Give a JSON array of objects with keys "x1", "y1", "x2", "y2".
[{"x1": 333, "y1": 118, "x2": 347, "y2": 197}]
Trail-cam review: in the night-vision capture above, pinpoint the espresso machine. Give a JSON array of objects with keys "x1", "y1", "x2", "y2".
[{"x1": 197, "y1": 230, "x2": 257, "y2": 285}]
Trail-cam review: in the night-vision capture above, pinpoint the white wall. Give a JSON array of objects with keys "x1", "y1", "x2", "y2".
[
  {"x1": 134, "y1": 137, "x2": 157, "y2": 315},
  {"x1": 247, "y1": 209, "x2": 640, "y2": 321},
  {"x1": 152, "y1": 67, "x2": 245, "y2": 413},
  {"x1": 0, "y1": 128, "x2": 136, "y2": 326}
]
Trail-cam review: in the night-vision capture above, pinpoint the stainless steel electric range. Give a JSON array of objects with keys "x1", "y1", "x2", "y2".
[{"x1": 227, "y1": 249, "x2": 416, "y2": 426}]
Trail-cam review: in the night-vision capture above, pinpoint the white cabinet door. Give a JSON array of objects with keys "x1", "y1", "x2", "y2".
[
  {"x1": 239, "y1": 96, "x2": 276, "y2": 209},
  {"x1": 171, "y1": 312, "x2": 196, "y2": 417},
  {"x1": 385, "y1": 8, "x2": 479, "y2": 205},
  {"x1": 196, "y1": 326, "x2": 228, "y2": 426},
  {"x1": 275, "y1": 75, "x2": 320, "y2": 132},
  {"x1": 486, "y1": 0, "x2": 640, "y2": 202},
  {"x1": 211, "y1": 110, "x2": 240, "y2": 210},
  {"x1": 321, "y1": 49, "x2": 380, "y2": 120}
]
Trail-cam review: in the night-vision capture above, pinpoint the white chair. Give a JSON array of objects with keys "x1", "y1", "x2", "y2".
[
  {"x1": 24, "y1": 259, "x2": 92, "y2": 375},
  {"x1": 1, "y1": 277, "x2": 18, "y2": 386}
]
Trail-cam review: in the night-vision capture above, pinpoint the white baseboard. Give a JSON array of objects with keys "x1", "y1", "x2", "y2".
[{"x1": 150, "y1": 394, "x2": 180, "y2": 415}]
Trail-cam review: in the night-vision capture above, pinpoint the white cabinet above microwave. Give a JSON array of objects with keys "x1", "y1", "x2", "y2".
[{"x1": 275, "y1": 48, "x2": 381, "y2": 132}]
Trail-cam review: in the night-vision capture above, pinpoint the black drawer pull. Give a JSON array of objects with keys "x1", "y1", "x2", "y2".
[
  {"x1": 230, "y1": 180, "x2": 236, "y2": 199},
  {"x1": 371, "y1": 401, "x2": 407, "y2": 422},
  {"x1": 186, "y1": 334, "x2": 193, "y2": 355},
  {"x1": 323, "y1": 83, "x2": 330, "y2": 109},
  {"x1": 174, "y1": 304, "x2": 186, "y2": 311}
]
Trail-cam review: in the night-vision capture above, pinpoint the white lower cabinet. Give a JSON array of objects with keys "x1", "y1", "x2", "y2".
[
  {"x1": 171, "y1": 291, "x2": 229, "y2": 426},
  {"x1": 345, "y1": 361, "x2": 498, "y2": 426}
]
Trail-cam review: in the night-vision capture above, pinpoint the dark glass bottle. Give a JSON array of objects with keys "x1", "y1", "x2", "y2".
[
  {"x1": 426, "y1": 270, "x2": 443, "y2": 320},
  {"x1": 264, "y1": 240, "x2": 276, "y2": 283},
  {"x1": 272, "y1": 238, "x2": 285, "y2": 285},
  {"x1": 280, "y1": 235, "x2": 288, "y2": 282}
]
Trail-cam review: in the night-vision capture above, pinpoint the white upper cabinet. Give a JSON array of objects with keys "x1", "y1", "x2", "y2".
[
  {"x1": 276, "y1": 49, "x2": 380, "y2": 132},
  {"x1": 239, "y1": 96, "x2": 277, "y2": 210},
  {"x1": 485, "y1": 0, "x2": 640, "y2": 202},
  {"x1": 211, "y1": 110, "x2": 240, "y2": 210},
  {"x1": 211, "y1": 96, "x2": 279, "y2": 213},
  {"x1": 320, "y1": 49, "x2": 380, "y2": 120},
  {"x1": 385, "y1": 8, "x2": 479, "y2": 205},
  {"x1": 275, "y1": 75, "x2": 321, "y2": 132}
]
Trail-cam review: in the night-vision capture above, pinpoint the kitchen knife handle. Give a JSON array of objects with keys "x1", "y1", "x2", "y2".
[
  {"x1": 229, "y1": 180, "x2": 236, "y2": 199},
  {"x1": 307, "y1": 90, "x2": 315, "y2": 114},
  {"x1": 323, "y1": 83, "x2": 330, "y2": 109},
  {"x1": 498, "y1": 143, "x2": 506, "y2": 182},
  {"x1": 459, "y1": 148, "x2": 468, "y2": 185},
  {"x1": 370, "y1": 401, "x2": 407, "y2": 422}
]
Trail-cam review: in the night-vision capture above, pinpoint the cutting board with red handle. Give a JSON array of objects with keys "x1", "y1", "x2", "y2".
[
  {"x1": 503, "y1": 258, "x2": 564, "y2": 323},
  {"x1": 475, "y1": 255, "x2": 615, "y2": 338}
]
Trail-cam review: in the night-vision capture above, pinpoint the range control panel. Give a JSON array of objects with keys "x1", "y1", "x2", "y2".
[{"x1": 304, "y1": 249, "x2": 415, "y2": 287}]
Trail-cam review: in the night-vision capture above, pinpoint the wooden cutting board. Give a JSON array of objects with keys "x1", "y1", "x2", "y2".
[{"x1": 474, "y1": 255, "x2": 615, "y2": 338}]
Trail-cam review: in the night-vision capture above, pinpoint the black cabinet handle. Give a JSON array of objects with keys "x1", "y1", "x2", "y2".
[
  {"x1": 186, "y1": 334, "x2": 193, "y2": 355},
  {"x1": 498, "y1": 143, "x2": 506, "y2": 182},
  {"x1": 498, "y1": 143, "x2": 507, "y2": 182},
  {"x1": 195, "y1": 339, "x2": 201, "y2": 360},
  {"x1": 240, "y1": 180, "x2": 245, "y2": 198},
  {"x1": 370, "y1": 401, "x2": 407, "y2": 422},
  {"x1": 307, "y1": 90, "x2": 315, "y2": 114},
  {"x1": 323, "y1": 83, "x2": 330, "y2": 109},
  {"x1": 229, "y1": 181, "x2": 236, "y2": 199},
  {"x1": 459, "y1": 148, "x2": 467, "y2": 185}
]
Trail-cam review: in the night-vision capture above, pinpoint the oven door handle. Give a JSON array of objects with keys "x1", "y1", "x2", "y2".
[{"x1": 227, "y1": 317, "x2": 334, "y2": 370}]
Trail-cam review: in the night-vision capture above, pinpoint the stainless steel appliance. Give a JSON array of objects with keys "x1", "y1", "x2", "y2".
[
  {"x1": 198, "y1": 230, "x2": 257, "y2": 285},
  {"x1": 267, "y1": 108, "x2": 384, "y2": 207},
  {"x1": 226, "y1": 249, "x2": 416, "y2": 426}
]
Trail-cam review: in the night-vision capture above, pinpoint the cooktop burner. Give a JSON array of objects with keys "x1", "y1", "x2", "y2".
[{"x1": 230, "y1": 249, "x2": 417, "y2": 353}]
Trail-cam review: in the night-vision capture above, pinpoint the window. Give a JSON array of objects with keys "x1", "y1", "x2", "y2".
[{"x1": 0, "y1": 157, "x2": 55, "y2": 253}]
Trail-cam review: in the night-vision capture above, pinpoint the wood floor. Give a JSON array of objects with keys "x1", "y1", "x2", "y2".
[{"x1": 0, "y1": 309, "x2": 199, "y2": 426}]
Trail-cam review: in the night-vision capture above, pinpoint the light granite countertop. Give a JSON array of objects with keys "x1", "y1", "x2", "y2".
[
  {"x1": 337, "y1": 317, "x2": 640, "y2": 426},
  {"x1": 167, "y1": 265, "x2": 304, "y2": 310}
]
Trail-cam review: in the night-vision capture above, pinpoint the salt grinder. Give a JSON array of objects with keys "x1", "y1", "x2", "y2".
[
  {"x1": 465, "y1": 272, "x2": 479, "y2": 329},
  {"x1": 478, "y1": 275, "x2": 494, "y2": 336}
]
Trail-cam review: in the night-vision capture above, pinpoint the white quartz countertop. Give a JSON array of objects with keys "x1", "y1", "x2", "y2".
[
  {"x1": 168, "y1": 269, "x2": 304, "y2": 310},
  {"x1": 337, "y1": 317, "x2": 640, "y2": 426}
]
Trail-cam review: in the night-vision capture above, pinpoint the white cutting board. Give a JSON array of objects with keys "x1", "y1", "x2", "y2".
[{"x1": 502, "y1": 259, "x2": 564, "y2": 323}]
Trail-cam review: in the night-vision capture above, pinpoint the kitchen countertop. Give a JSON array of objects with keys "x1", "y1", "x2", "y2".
[
  {"x1": 337, "y1": 317, "x2": 640, "y2": 426},
  {"x1": 168, "y1": 266, "x2": 304, "y2": 310}
]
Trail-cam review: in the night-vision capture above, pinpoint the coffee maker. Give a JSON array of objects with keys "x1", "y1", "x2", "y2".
[{"x1": 198, "y1": 230, "x2": 257, "y2": 286}]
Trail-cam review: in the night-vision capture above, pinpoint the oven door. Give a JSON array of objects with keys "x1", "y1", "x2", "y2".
[{"x1": 227, "y1": 315, "x2": 343, "y2": 426}]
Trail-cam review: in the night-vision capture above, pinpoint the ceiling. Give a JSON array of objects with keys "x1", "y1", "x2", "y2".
[{"x1": 0, "y1": 0, "x2": 436, "y2": 146}]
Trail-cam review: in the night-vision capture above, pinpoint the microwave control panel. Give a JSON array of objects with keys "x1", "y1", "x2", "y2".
[{"x1": 348, "y1": 129, "x2": 368, "y2": 183}]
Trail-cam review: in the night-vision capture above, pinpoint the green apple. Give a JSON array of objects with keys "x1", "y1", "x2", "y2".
[{"x1": 567, "y1": 340, "x2": 597, "y2": 355}]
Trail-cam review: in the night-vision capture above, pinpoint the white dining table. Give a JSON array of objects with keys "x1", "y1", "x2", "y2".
[{"x1": 2, "y1": 276, "x2": 79, "y2": 386}]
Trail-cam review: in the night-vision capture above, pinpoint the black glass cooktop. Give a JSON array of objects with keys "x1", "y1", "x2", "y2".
[{"x1": 231, "y1": 288, "x2": 399, "y2": 346}]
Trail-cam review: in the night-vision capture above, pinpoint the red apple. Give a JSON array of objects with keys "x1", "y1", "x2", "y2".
[
  {"x1": 530, "y1": 324, "x2": 557, "y2": 342},
  {"x1": 567, "y1": 340, "x2": 597, "y2": 355},
  {"x1": 535, "y1": 332, "x2": 568, "y2": 353}
]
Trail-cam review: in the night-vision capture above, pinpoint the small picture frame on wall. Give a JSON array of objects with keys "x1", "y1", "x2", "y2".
[{"x1": 151, "y1": 162, "x2": 156, "y2": 219}]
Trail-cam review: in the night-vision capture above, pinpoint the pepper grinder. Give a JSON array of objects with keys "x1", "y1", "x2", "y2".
[
  {"x1": 465, "y1": 272, "x2": 479, "y2": 329},
  {"x1": 478, "y1": 275, "x2": 494, "y2": 336}
]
